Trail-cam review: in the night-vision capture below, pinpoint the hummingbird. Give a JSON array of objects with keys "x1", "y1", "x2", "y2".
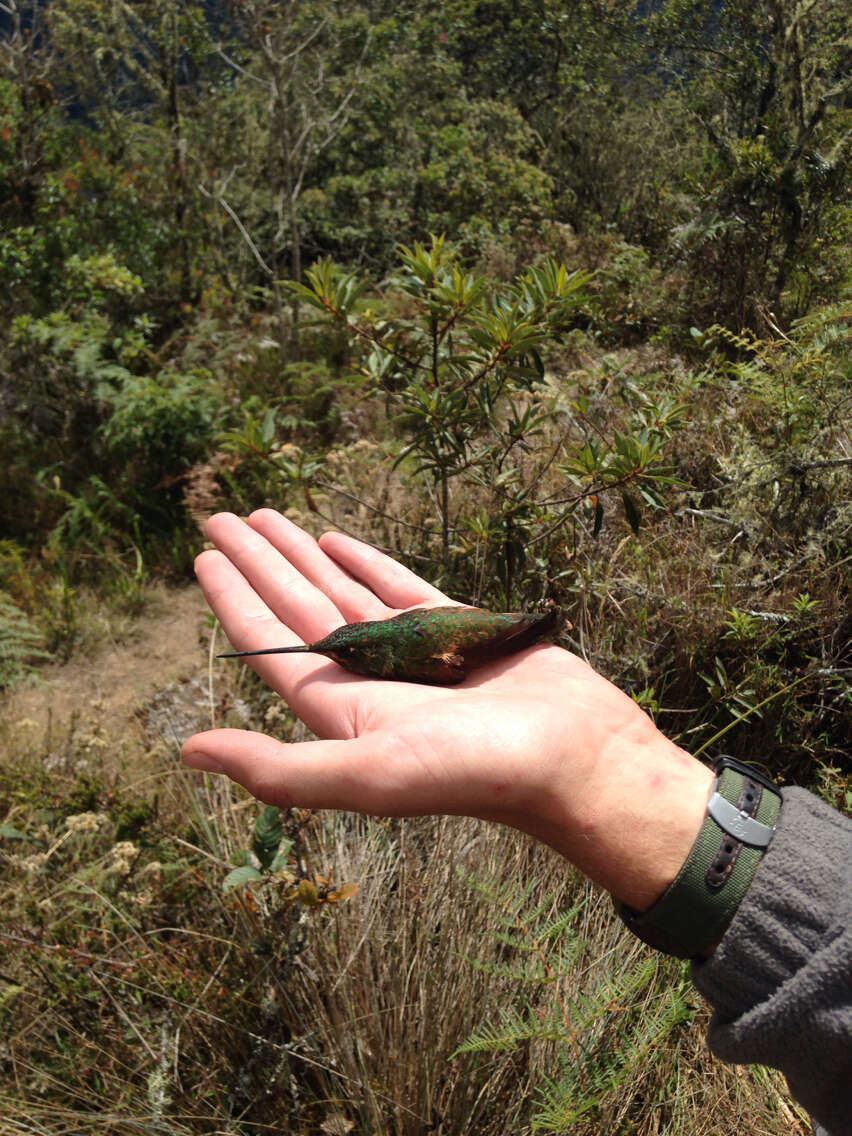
[{"x1": 218, "y1": 605, "x2": 565, "y2": 685}]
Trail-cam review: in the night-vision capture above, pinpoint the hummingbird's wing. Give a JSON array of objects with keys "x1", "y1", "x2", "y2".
[
  {"x1": 454, "y1": 607, "x2": 564, "y2": 667},
  {"x1": 401, "y1": 652, "x2": 468, "y2": 684}
]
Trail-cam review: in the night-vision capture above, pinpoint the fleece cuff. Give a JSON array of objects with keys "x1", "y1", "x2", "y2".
[{"x1": 691, "y1": 787, "x2": 852, "y2": 1136}]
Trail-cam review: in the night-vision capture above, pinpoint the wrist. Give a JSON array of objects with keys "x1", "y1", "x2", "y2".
[
  {"x1": 584, "y1": 737, "x2": 715, "y2": 910},
  {"x1": 616, "y1": 756, "x2": 783, "y2": 958},
  {"x1": 531, "y1": 720, "x2": 714, "y2": 908}
]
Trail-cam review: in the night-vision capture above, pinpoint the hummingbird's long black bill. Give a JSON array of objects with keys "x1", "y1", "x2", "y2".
[{"x1": 218, "y1": 646, "x2": 314, "y2": 659}]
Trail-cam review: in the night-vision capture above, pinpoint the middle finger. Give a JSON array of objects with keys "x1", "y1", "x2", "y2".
[
  {"x1": 247, "y1": 509, "x2": 391, "y2": 623},
  {"x1": 205, "y1": 512, "x2": 345, "y2": 643}
]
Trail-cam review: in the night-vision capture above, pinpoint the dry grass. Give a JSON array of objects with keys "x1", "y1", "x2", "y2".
[{"x1": 0, "y1": 651, "x2": 812, "y2": 1133}]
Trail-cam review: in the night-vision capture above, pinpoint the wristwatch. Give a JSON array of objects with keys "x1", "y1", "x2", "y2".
[{"x1": 615, "y1": 755, "x2": 783, "y2": 959}]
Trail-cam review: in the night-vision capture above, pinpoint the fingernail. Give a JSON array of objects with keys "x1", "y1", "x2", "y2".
[{"x1": 182, "y1": 751, "x2": 225, "y2": 774}]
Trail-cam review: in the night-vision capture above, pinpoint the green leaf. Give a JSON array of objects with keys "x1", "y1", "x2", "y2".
[
  {"x1": 253, "y1": 805, "x2": 284, "y2": 870},
  {"x1": 593, "y1": 499, "x2": 604, "y2": 538},
  {"x1": 270, "y1": 840, "x2": 294, "y2": 873},
  {"x1": 260, "y1": 406, "x2": 277, "y2": 445},
  {"x1": 638, "y1": 483, "x2": 665, "y2": 508},
  {"x1": 622, "y1": 491, "x2": 641, "y2": 534},
  {"x1": 0, "y1": 823, "x2": 30, "y2": 841},
  {"x1": 222, "y1": 865, "x2": 264, "y2": 892}
]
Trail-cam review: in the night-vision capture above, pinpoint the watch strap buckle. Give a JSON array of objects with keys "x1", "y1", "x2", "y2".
[{"x1": 707, "y1": 790, "x2": 776, "y2": 848}]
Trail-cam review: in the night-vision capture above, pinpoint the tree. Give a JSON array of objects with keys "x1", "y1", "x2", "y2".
[
  {"x1": 652, "y1": 0, "x2": 852, "y2": 324},
  {"x1": 204, "y1": 0, "x2": 369, "y2": 353},
  {"x1": 288, "y1": 239, "x2": 683, "y2": 602},
  {"x1": 47, "y1": 0, "x2": 219, "y2": 306},
  {"x1": 0, "y1": 1, "x2": 57, "y2": 222}
]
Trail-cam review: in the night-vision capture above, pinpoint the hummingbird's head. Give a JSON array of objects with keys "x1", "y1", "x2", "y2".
[{"x1": 309, "y1": 620, "x2": 384, "y2": 675}]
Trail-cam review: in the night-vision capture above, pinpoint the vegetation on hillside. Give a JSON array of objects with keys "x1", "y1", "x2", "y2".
[{"x1": 1, "y1": 0, "x2": 850, "y2": 1131}]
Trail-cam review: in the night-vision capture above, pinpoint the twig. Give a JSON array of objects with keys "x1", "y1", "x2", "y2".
[
  {"x1": 678, "y1": 507, "x2": 744, "y2": 528},
  {"x1": 743, "y1": 610, "x2": 791, "y2": 623},
  {"x1": 198, "y1": 185, "x2": 275, "y2": 278},
  {"x1": 313, "y1": 479, "x2": 441, "y2": 534},
  {"x1": 790, "y1": 456, "x2": 852, "y2": 472}
]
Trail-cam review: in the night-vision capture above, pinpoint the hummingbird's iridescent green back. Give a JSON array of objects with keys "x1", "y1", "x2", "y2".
[{"x1": 310, "y1": 605, "x2": 564, "y2": 683}]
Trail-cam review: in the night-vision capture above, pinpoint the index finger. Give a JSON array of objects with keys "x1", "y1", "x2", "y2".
[{"x1": 318, "y1": 530, "x2": 451, "y2": 611}]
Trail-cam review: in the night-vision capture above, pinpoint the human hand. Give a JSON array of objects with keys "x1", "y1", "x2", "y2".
[{"x1": 182, "y1": 510, "x2": 713, "y2": 909}]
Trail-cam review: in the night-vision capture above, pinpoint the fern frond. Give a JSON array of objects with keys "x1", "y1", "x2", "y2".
[
  {"x1": 455, "y1": 952, "x2": 555, "y2": 984},
  {"x1": 452, "y1": 1005, "x2": 564, "y2": 1056},
  {"x1": 0, "y1": 592, "x2": 50, "y2": 690},
  {"x1": 534, "y1": 904, "x2": 586, "y2": 944},
  {"x1": 532, "y1": 963, "x2": 694, "y2": 1130}
]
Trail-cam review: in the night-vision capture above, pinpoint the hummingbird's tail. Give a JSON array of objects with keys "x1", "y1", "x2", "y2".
[{"x1": 218, "y1": 645, "x2": 314, "y2": 658}]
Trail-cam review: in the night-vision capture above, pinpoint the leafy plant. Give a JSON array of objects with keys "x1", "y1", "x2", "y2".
[
  {"x1": 223, "y1": 804, "x2": 358, "y2": 908},
  {"x1": 0, "y1": 591, "x2": 51, "y2": 690},
  {"x1": 375, "y1": 242, "x2": 587, "y2": 567},
  {"x1": 289, "y1": 239, "x2": 685, "y2": 602},
  {"x1": 453, "y1": 870, "x2": 696, "y2": 1130},
  {"x1": 223, "y1": 804, "x2": 293, "y2": 892},
  {"x1": 100, "y1": 366, "x2": 223, "y2": 472},
  {"x1": 559, "y1": 385, "x2": 687, "y2": 536},
  {"x1": 217, "y1": 398, "x2": 328, "y2": 517}
]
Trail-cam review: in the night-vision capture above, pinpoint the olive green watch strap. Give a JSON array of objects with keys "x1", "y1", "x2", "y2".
[{"x1": 615, "y1": 756, "x2": 783, "y2": 959}]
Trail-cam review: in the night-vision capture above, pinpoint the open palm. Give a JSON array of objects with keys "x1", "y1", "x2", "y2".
[{"x1": 183, "y1": 509, "x2": 711, "y2": 906}]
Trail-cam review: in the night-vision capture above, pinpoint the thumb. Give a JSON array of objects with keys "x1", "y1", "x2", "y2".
[{"x1": 182, "y1": 727, "x2": 413, "y2": 815}]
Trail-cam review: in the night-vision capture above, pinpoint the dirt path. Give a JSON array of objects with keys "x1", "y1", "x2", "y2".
[{"x1": 2, "y1": 585, "x2": 215, "y2": 779}]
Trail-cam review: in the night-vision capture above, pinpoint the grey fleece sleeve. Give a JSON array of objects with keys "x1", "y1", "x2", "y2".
[{"x1": 691, "y1": 787, "x2": 852, "y2": 1136}]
